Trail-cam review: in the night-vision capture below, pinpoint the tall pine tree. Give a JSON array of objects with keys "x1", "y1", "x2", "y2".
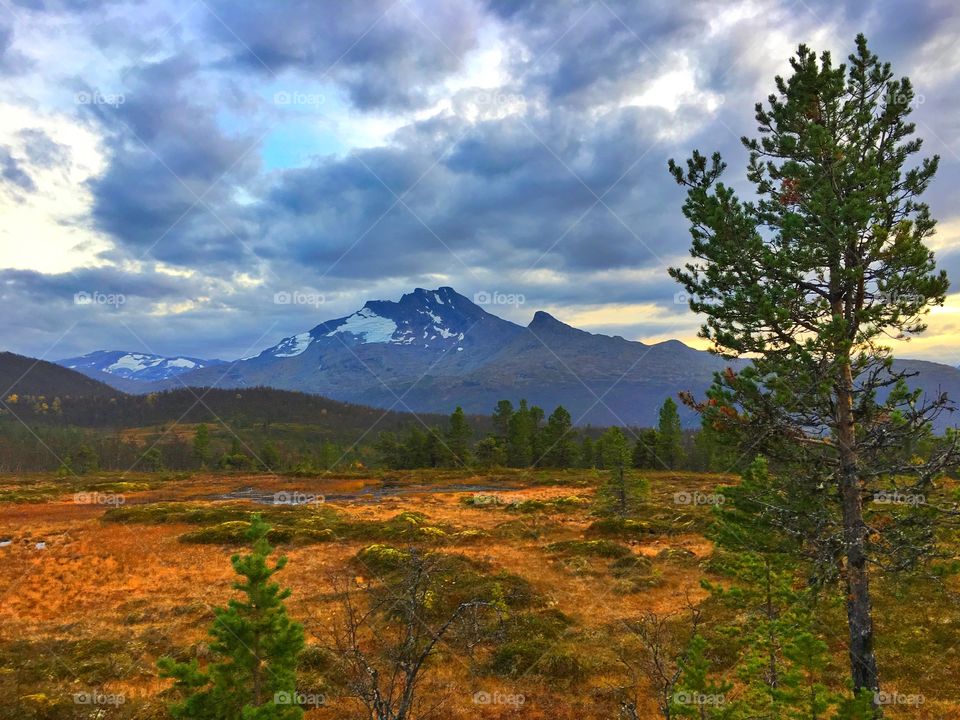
[
  {"x1": 446, "y1": 406, "x2": 473, "y2": 467},
  {"x1": 506, "y1": 399, "x2": 534, "y2": 467},
  {"x1": 668, "y1": 35, "x2": 959, "y2": 704},
  {"x1": 542, "y1": 405, "x2": 579, "y2": 468},
  {"x1": 657, "y1": 398, "x2": 684, "y2": 469}
]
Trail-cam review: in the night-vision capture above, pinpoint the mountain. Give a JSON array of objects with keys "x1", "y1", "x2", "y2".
[
  {"x1": 53, "y1": 287, "x2": 960, "y2": 430},
  {"x1": 56, "y1": 350, "x2": 226, "y2": 387},
  {"x1": 82, "y1": 287, "x2": 735, "y2": 427},
  {"x1": 0, "y1": 352, "x2": 119, "y2": 399}
]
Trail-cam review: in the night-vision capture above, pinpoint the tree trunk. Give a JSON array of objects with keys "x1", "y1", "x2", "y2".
[
  {"x1": 835, "y1": 359, "x2": 880, "y2": 704},
  {"x1": 252, "y1": 635, "x2": 263, "y2": 706}
]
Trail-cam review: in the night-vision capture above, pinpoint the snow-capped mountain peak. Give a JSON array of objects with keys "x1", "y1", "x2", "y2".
[{"x1": 260, "y1": 287, "x2": 487, "y2": 359}]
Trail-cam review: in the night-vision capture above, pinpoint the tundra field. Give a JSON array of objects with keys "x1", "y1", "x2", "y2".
[{"x1": 1, "y1": 469, "x2": 958, "y2": 719}]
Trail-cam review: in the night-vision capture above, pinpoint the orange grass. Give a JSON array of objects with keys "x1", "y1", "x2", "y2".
[{"x1": 0, "y1": 470, "x2": 955, "y2": 719}]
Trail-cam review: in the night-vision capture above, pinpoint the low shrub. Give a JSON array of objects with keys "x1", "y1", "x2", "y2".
[{"x1": 546, "y1": 539, "x2": 631, "y2": 559}]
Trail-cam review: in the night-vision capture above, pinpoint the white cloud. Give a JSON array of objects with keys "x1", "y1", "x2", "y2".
[{"x1": 0, "y1": 104, "x2": 112, "y2": 273}]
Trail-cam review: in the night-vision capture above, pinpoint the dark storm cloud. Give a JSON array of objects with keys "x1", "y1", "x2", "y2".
[
  {"x1": 81, "y1": 54, "x2": 263, "y2": 267},
  {"x1": 255, "y1": 100, "x2": 711, "y2": 286},
  {"x1": 0, "y1": 267, "x2": 196, "y2": 304},
  {"x1": 0, "y1": 267, "x2": 222, "y2": 360},
  {"x1": 204, "y1": 0, "x2": 484, "y2": 110},
  {"x1": 488, "y1": 0, "x2": 704, "y2": 107}
]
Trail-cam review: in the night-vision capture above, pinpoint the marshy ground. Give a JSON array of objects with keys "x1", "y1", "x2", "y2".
[{"x1": 0, "y1": 469, "x2": 957, "y2": 719}]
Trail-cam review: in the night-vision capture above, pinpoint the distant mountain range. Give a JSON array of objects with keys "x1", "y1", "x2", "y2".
[
  {"x1": 58, "y1": 350, "x2": 226, "y2": 383},
  {"x1": 41, "y1": 286, "x2": 960, "y2": 430}
]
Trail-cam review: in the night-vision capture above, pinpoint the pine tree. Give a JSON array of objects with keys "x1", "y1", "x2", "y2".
[
  {"x1": 542, "y1": 405, "x2": 579, "y2": 468},
  {"x1": 691, "y1": 421, "x2": 740, "y2": 473},
  {"x1": 193, "y1": 423, "x2": 211, "y2": 467},
  {"x1": 220, "y1": 437, "x2": 254, "y2": 471},
  {"x1": 670, "y1": 634, "x2": 733, "y2": 719},
  {"x1": 403, "y1": 427, "x2": 430, "y2": 468},
  {"x1": 632, "y1": 428, "x2": 660, "y2": 469},
  {"x1": 774, "y1": 630, "x2": 839, "y2": 720},
  {"x1": 492, "y1": 399, "x2": 514, "y2": 440},
  {"x1": 141, "y1": 446, "x2": 165, "y2": 472},
  {"x1": 596, "y1": 427, "x2": 645, "y2": 516},
  {"x1": 703, "y1": 549, "x2": 829, "y2": 719},
  {"x1": 72, "y1": 444, "x2": 99, "y2": 474},
  {"x1": 158, "y1": 515, "x2": 305, "y2": 719},
  {"x1": 374, "y1": 432, "x2": 404, "y2": 469},
  {"x1": 529, "y1": 404, "x2": 547, "y2": 462},
  {"x1": 446, "y1": 406, "x2": 472, "y2": 466},
  {"x1": 423, "y1": 426, "x2": 449, "y2": 468},
  {"x1": 474, "y1": 436, "x2": 506, "y2": 467},
  {"x1": 259, "y1": 442, "x2": 281, "y2": 472},
  {"x1": 657, "y1": 398, "x2": 684, "y2": 469},
  {"x1": 668, "y1": 35, "x2": 959, "y2": 701},
  {"x1": 580, "y1": 436, "x2": 596, "y2": 468},
  {"x1": 506, "y1": 399, "x2": 534, "y2": 467},
  {"x1": 317, "y1": 441, "x2": 341, "y2": 471}
]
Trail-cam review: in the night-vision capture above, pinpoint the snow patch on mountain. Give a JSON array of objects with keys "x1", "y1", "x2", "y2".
[
  {"x1": 57, "y1": 350, "x2": 222, "y2": 382},
  {"x1": 393, "y1": 329, "x2": 417, "y2": 345},
  {"x1": 106, "y1": 354, "x2": 164, "y2": 373},
  {"x1": 329, "y1": 308, "x2": 399, "y2": 343},
  {"x1": 273, "y1": 332, "x2": 313, "y2": 357}
]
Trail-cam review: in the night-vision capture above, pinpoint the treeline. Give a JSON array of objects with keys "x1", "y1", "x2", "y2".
[
  {"x1": 0, "y1": 394, "x2": 744, "y2": 474},
  {"x1": 0, "y1": 418, "x2": 364, "y2": 474},
  {"x1": 375, "y1": 397, "x2": 741, "y2": 472},
  {"x1": 0, "y1": 390, "x2": 743, "y2": 474}
]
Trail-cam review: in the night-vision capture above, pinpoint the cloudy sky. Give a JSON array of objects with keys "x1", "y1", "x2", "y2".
[{"x1": 2, "y1": 0, "x2": 960, "y2": 363}]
